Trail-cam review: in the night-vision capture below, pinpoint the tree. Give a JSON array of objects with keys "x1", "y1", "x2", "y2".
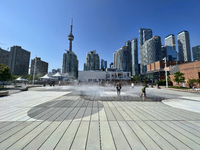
[
  {"x1": 197, "y1": 79, "x2": 200, "y2": 87},
  {"x1": 173, "y1": 71, "x2": 185, "y2": 86},
  {"x1": 131, "y1": 75, "x2": 141, "y2": 83},
  {"x1": 0, "y1": 64, "x2": 12, "y2": 88},
  {"x1": 187, "y1": 79, "x2": 198, "y2": 88}
]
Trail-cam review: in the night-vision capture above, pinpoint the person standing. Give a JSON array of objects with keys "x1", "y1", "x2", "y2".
[
  {"x1": 131, "y1": 83, "x2": 134, "y2": 88},
  {"x1": 116, "y1": 82, "x2": 121, "y2": 96}
]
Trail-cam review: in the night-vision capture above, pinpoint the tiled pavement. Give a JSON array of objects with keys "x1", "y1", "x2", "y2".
[{"x1": 0, "y1": 91, "x2": 200, "y2": 150}]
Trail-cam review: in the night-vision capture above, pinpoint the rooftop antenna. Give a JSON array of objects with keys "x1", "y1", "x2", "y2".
[{"x1": 70, "y1": 14, "x2": 73, "y2": 33}]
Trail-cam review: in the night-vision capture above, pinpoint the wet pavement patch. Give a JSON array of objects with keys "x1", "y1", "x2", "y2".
[{"x1": 80, "y1": 91, "x2": 163, "y2": 101}]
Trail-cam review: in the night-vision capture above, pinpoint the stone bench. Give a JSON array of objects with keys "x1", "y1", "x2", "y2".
[
  {"x1": 0, "y1": 91, "x2": 9, "y2": 96},
  {"x1": 20, "y1": 87, "x2": 28, "y2": 91}
]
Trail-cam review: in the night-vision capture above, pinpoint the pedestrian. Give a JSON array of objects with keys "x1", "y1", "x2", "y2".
[
  {"x1": 140, "y1": 85, "x2": 148, "y2": 98},
  {"x1": 116, "y1": 82, "x2": 122, "y2": 96},
  {"x1": 131, "y1": 82, "x2": 134, "y2": 88}
]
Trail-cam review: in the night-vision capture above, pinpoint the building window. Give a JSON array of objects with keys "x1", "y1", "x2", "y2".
[{"x1": 199, "y1": 72, "x2": 200, "y2": 79}]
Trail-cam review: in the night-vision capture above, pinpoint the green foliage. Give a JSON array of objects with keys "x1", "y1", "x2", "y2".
[
  {"x1": 156, "y1": 79, "x2": 166, "y2": 85},
  {"x1": 131, "y1": 75, "x2": 141, "y2": 83},
  {"x1": 11, "y1": 75, "x2": 19, "y2": 80},
  {"x1": 168, "y1": 86, "x2": 190, "y2": 89},
  {"x1": 187, "y1": 79, "x2": 198, "y2": 88},
  {"x1": 173, "y1": 71, "x2": 185, "y2": 85},
  {"x1": 0, "y1": 64, "x2": 12, "y2": 87},
  {"x1": 21, "y1": 74, "x2": 43, "y2": 81}
]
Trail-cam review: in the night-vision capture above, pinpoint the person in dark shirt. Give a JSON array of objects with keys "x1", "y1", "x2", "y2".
[{"x1": 116, "y1": 82, "x2": 122, "y2": 96}]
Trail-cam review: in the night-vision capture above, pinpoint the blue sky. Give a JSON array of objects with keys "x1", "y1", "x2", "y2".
[{"x1": 1, "y1": 0, "x2": 200, "y2": 71}]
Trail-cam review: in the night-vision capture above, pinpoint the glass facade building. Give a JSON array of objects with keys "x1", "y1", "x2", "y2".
[
  {"x1": 101, "y1": 59, "x2": 107, "y2": 70},
  {"x1": 177, "y1": 30, "x2": 191, "y2": 62},
  {"x1": 165, "y1": 34, "x2": 176, "y2": 50},
  {"x1": 84, "y1": 50, "x2": 100, "y2": 71},
  {"x1": 62, "y1": 50, "x2": 78, "y2": 78},
  {"x1": 140, "y1": 36, "x2": 162, "y2": 73},
  {"x1": 162, "y1": 46, "x2": 177, "y2": 61},
  {"x1": 139, "y1": 28, "x2": 153, "y2": 47},
  {"x1": 192, "y1": 45, "x2": 200, "y2": 61},
  {"x1": 131, "y1": 38, "x2": 139, "y2": 76},
  {"x1": 113, "y1": 41, "x2": 132, "y2": 73}
]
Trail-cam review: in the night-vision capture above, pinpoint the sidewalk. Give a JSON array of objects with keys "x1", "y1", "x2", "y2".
[
  {"x1": 0, "y1": 89, "x2": 200, "y2": 149},
  {"x1": 159, "y1": 86, "x2": 200, "y2": 93}
]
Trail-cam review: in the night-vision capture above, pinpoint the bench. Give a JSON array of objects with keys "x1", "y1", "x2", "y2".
[{"x1": 0, "y1": 91, "x2": 9, "y2": 96}]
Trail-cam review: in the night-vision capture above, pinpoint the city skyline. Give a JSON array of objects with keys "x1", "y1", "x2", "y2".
[{"x1": 1, "y1": 0, "x2": 200, "y2": 71}]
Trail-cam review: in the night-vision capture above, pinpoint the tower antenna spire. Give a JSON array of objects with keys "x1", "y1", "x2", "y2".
[
  {"x1": 70, "y1": 14, "x2": 73, "y2": 33},
  {"x1": 71, "y1": 14, "x2": 73, "y2": 25}
]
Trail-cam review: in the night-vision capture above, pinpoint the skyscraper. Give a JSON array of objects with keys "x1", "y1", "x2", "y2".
[
  {"x1": 165, "y1": 34, "x2": 176, "y2": 50},
  {"x1": 84, "y1": 50, "x2": 100, "y2": 71},
  {"x1": 8, "y1": 46, "x2": 30, "y2": 75},
  {"x1": 101, "y1": 59, "x2": 107, "y2": 70},
  {"x1": 30, "y1": 57, "x2": 48, "y2": 75},
  {"x1": 139, "y1": 28, "x2": 153, "y2": 47},
  {"x1": 0, "y1": 47, "x2": 10, "y2": 66},
  {"x1": 113, "y1": 41, "x2": 132, "y2": 73},
  {"x1": 131, "y1": 38, "x2": 139, "y2": 76},
  {"x1": 192, "y1": 45, "x2": 200, "y2": 61},
  {"x1": 62, "y1": 16, "x2": 79, "y2": 78},
  {"x1": 140, "y1": 36, "x2": 162, "y2": 73},
  {"x1": 177, "y1": 30, "x2": 191, "y2": 62}
]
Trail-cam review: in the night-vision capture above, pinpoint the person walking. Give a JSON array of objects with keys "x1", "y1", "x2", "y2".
[
  {"x1": 116, "y1": 82, "x2": 122, "y2": 96},
  {"x1": 140, "y1": 85, "x2": 148, "y2": 98}
]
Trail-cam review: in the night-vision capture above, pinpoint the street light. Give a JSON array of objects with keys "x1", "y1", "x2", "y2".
[{"x1": 163, "y1": 57, "x2": 168, "y2": 88}]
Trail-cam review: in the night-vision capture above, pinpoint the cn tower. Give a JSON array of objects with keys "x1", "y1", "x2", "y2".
[{"x1": 68, "y1": 15, "x2": 74, "y2": 52}]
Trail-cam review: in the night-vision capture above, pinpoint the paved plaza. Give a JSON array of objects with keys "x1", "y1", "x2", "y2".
[{"x1": 0, "y1": 85, "x2": 200, "y2": 150}]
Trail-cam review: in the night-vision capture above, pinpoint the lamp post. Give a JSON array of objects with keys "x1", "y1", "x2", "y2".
[
  {"x1": 163, "y1": 57, "x2": 168, "y2": 88},
  {"x1": 33, "y1": 56, "x2": 37, "y2": 85}
]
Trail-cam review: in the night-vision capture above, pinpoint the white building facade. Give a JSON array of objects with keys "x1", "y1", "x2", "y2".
[{"x1": 78, "y1": 70, "x2": 131, "y2": 82}]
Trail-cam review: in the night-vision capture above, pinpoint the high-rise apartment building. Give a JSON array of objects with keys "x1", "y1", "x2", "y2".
[
  {"x1": 140, "y1": 36, "x2": 162, "y2": 73},
  {"x1": 165, "y1": 34, "x2": 176, "y2": 50},
  {"x1": 177, "y1": 30, "x2": 191, "y2": 62},
  {"x1": 101, "y1": 59, "x2": 107, "y2": 70},
  {"x1": 139, "y1": 28, "x2": 153, "y2": 47},
  {"x1": 8, "y1": 46, "x2": 30, "y2": 75},
  {"x1": 192, "y1": 45, "x2": 200, "y2": 61},
  {"x1": 84, "y1": 50, "x2": 100, "y2": 71},
  {"x1": 0, "y1": 47, "x2": 10, "y2": 66},
  {"x1": 30, "y1": 57, "x2": 48, "y2": 75},
  {"x1": 62, "y1": 16, "x2": 79, "y2": 78},
  {"x1": 131, "y1": 38, "x2": 139, "y2": 76},
  {"x1": 113, "y1": 41, "x2": 132, "y2": 73}
]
